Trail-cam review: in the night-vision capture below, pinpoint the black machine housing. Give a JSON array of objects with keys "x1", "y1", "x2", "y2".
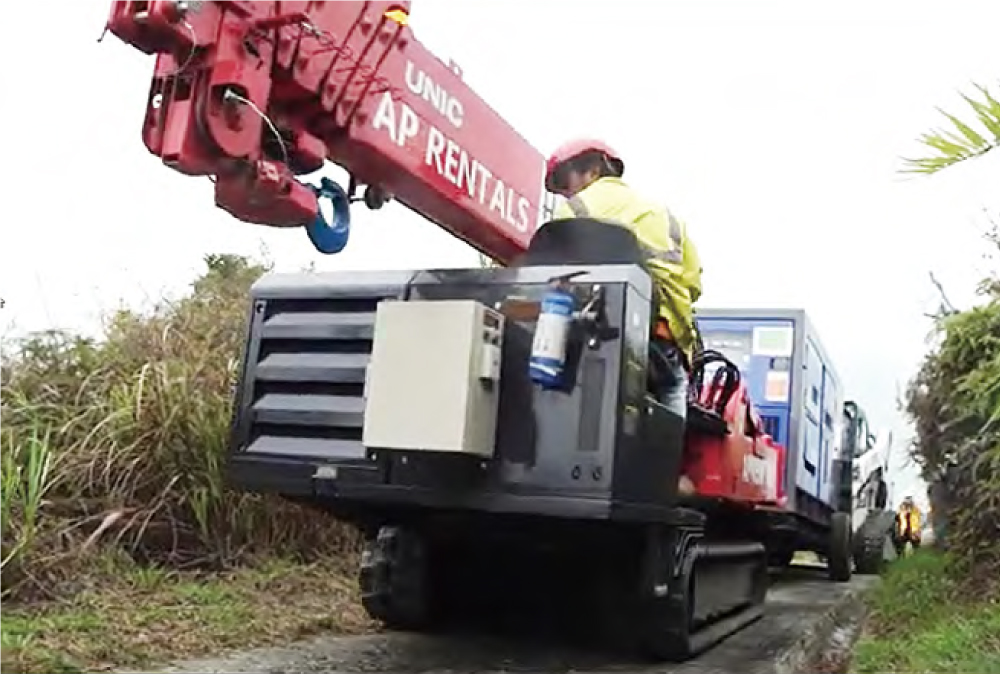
[
  {"x1": 225, "y1": 219, "x2": 768, "y2": 659},
  {"x1": 227, "y1": 220, "x2": 687, "y2": 523}
]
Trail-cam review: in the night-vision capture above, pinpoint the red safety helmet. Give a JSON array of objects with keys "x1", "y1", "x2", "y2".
[{"x1": 544, "y1": 138, "x2": 625, "y2": 192}]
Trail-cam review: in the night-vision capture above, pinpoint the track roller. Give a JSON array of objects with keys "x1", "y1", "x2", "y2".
[
  {"x1": 359, "y1": 524, "x2": 436, "y2": 629},
  {"x1": 636, "y1": 524, "x2": 768, "y2": 661}
]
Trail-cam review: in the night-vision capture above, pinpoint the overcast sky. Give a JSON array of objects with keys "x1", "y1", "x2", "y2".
[{"x1": 2, "y1": 0, "x2": 998, "y2": 508}]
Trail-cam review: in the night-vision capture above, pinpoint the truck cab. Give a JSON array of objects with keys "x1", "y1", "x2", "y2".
[{"x1": 842, "y1": 401, "x2": 896, "y2": 573}]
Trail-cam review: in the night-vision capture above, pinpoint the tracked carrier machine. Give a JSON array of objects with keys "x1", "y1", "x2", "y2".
[{"x1": 101, "y1": 0, "x2": 860, "y2": 660}]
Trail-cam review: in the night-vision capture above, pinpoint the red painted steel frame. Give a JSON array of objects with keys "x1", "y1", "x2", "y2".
[
  {"x1": 685, "y1": 379, "x2": 788, "y2": 508},
  {"x1": 105, "y1": 1, "x2": 546, "y2": 264}
]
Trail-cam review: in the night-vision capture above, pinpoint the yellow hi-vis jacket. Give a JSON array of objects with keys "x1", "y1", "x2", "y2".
[
  {"x1": 897, "y1": 504, "x2": 922, "y2": 537},
  {"x1": 552, "y1": 177, "x2": 703, "y2": 363}
]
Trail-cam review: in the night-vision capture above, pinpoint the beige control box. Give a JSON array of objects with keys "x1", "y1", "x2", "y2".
[{"x1": 362, "y1": 299, "x2": 505, "y2": 457}]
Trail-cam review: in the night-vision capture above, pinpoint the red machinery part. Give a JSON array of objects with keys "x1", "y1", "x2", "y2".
[
  {"x1": 105, "y1": 0, "x2": 548, "y2": 262},
  {"x1": 684, "y1": 378, "x2": 786, "y2": 507}
]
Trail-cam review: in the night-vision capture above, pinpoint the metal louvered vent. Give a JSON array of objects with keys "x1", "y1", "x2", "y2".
[{"x1": 239, "y1": 295, "x2": 387, "y2": 462}]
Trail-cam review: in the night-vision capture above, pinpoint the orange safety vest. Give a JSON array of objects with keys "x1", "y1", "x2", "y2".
[{"x1": 654, "y1": 318, "x2": 672, "y2": 341}]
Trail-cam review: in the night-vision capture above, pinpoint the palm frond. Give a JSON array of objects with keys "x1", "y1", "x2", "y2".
[{"x1": 901, "y1": 82, "x2": 1000, "y2": 175}]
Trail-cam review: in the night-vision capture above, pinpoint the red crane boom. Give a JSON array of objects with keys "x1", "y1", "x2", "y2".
[{"x1": 105, "y1": 0, "x2": 551, "y2": 262}]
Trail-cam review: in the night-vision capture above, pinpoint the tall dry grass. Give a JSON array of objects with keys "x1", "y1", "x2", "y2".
[{"x1": 1, "y1": 254, "x2": 357, "y2": 601}]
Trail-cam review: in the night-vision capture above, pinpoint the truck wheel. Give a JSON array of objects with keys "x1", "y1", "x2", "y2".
[
  {"x1": 854, "y1": 511, "x2": 892, "y2": 575},
  {"x1": 358, "y1": 525, "x2": 434, "y2": 630},
  {"x1": 827, "y1": 512, "x2": 853, "y2": 582}
]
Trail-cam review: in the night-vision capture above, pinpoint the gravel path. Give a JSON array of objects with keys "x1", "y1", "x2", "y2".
[{"x1": 134, "y1": 566, "x2": 872, "y2": 674}]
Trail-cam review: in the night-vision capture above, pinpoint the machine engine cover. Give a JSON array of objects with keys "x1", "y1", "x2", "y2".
[{"x1": 226, "y1": 262, "x2": 687, "y2": 522}]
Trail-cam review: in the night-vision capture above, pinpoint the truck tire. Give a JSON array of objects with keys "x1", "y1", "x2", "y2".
[
  {"x1": 854, "y1": 511, "x2": 893, "y2": 575},
  {"x1": 827, "y1": 512, "x2": 853, "y2": 582},
  {"x1": 359, "y1": 525, "x2": 434, "y2": 630}
]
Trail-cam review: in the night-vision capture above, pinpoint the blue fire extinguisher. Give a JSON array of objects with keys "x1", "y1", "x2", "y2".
[{"x1": 529, "y1": 285, "x2": 576, "y2": 388}]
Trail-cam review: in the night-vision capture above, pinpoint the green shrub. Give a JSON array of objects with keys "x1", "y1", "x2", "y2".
[
  {"x1": 0, "y1": 255, "x2": 357, "y2": 600},
  {"x1": 905, "y1": 234, "x2": 1000, "y2": 584}
]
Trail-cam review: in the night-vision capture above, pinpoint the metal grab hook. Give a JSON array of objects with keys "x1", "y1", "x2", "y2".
[{"x1": 305, "y1": 177, "x2": 352, "y2": 254}]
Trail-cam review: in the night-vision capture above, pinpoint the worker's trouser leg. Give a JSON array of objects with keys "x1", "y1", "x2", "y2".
[
  {"x1": 652, "y1": 339, "x2": 693, "y2": 495},
  {"x1": 652, "y1": 339, "x2": 688, "y2": 422}
]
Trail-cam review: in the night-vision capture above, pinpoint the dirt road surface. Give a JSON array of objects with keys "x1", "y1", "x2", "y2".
[{"x1": 144, "y1": 565, "x2": 875, "y2": 674}]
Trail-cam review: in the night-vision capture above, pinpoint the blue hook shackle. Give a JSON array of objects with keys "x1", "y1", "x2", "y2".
[{"x1": 304, "y1": 177, "x2": 352, "y2": 255}]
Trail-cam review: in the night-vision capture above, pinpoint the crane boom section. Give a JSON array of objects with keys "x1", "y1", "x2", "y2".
[{"x1": 105, "y1": 1, "x2": 548, "y2": 263}]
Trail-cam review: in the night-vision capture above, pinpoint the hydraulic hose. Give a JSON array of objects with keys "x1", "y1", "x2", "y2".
[{"x1": 690, "y1": 349, "x2": 741, "y2": 414}]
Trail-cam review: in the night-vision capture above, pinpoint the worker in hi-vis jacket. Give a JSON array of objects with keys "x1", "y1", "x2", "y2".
[
  {"x1": 894, "y1": 496, "x2": 923, "y2": 555},
  {"x1": 543, "y1": 138, "x2": 703, "y2": 423}
]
